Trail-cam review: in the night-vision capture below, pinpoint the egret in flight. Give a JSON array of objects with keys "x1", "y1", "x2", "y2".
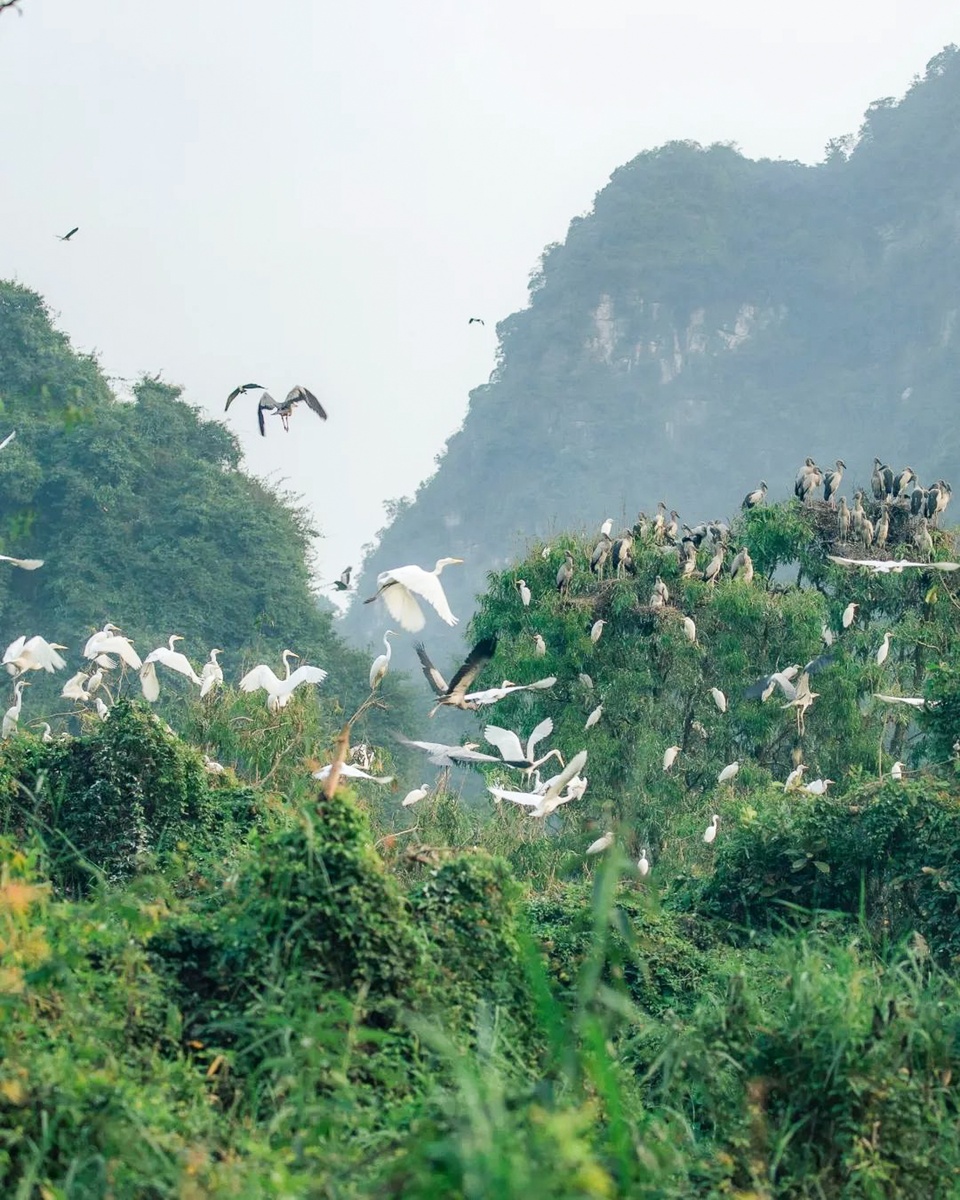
[{"x1": 364, "y1": 557, "x2": 463, "y2": 631}]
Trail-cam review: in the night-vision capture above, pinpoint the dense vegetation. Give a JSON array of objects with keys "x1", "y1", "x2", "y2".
[{"x1": 346, "y1": 45, "x2": 960, "y2": 680}]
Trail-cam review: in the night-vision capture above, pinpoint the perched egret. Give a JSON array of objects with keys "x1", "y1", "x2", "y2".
[
  {"x1": 637, "y1": 848, "x2": 651, "y2": 876},
  {"x1": 38, "y1": 723, "x2": 55, "y2": 744},
  {"x1": 95, "y1": 697, "x2": 110, "y2": 721},
  {"x1": 199, "y1": 649, "x2": 224, "y2": 699},
  {"x1": 586, "y1": 831, "x2": 614, "y2": 856},
  {"x1": 2, "y1": 680, "x2": 27, "y2": 737},
  {"x1": 364, "y1": 557, "x2": 463, "y2": 631},
  {"x1": 784, "y1": 764, "x2": 807, "y2": 791},
  {"x1": 841, "y1": 602, "x2": 858, "y2": 629},
  {"x1": 140, "y1": 636, "x2": 202, "y2": 702},
  {"x1": 703, "y1": 814, "x2": 720, "y2": 844},
  {"x1": 710, "y1": 687, "x2": 727, "y2": 713},
  {"x1": 203, "y1": 755, "x2": 226, "y2": 775},
  {"x1": 83, "y1": 624, "x2": 142, "y2": 669},
  {"x1": 240, "y1": 649, "x2": 327, "y2": 712},
  {"x1": 890, "y1": 761, "x2": 905, "y2": 781},
  {"x1": 516, "y1": 579, "x2": 532, "y2": 607},
  {"x1": 717, "y1": 761, "x2": 739, "y2": 784},
  {"x1": 369, "y1": 630, "x2": 396, "y2": 691},
  {"x1": 533, "y1": 633, "x2": 546, "y2": 656},
  {"x1": 402, "y1": 785, "x2": 430, "y2": 807},
  {"x1": 590, "y1": 619, "x2": 605, "y2": 644},
  {"x1": 663, "y1": 745, "x2": 680, "y2": 772},
  {"x1": 682, "y1": 616, "x2": 696, "y2": 643},
  {"x1": 415, "y1": 636, "x2": 498, "y2": 713},
  {"x1": 585, "y1": 704, "x2": 603, "y2": 730},
  {"x1": 600, "y1": 517, "x2": 614, "y2": 538},
  {"x1": 579, "y1": 672, "x2": 594, "y2": 689},
  {"x1": 803, "y1": 778, "x2": 834, "y2": 795},
  {"x1": 61, "y1": 670, "x2": 92, "y2": 701},
  {"x1": 876, "y1": 631, "x2": 892, "y2": 666}
]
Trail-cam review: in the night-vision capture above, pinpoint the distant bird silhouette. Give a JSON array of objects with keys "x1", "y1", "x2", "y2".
[
  {"x1": 331, "y1": 566, "x2": 352, "y2": 592},
  {"x1": 468, "y1": 317, "x2": 485, "y2": 325},
  {"x1": 57, "y1": 227, "x2": 79, "y2": 242},
  {"x1": 224, "y1": 382, "x2": 267, "y2": 408},
  {"x1": 227, "y1": 385, "x2": 328, "y2": 437}
]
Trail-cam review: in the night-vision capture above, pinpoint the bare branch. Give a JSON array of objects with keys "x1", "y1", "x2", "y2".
[{"x1": 320, "y1": 691, "x2": 386, "y2": 801}]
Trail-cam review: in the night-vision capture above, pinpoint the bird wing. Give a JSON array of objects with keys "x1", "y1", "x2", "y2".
[
  {"x1": 522, "y1": 675, "x2": 557, "y2": 693},
  {"x1": 525, "y1": 716, "x2": 554, "y2": 761},
  {"x1": 803, "y1": 653, "x2": 834, "y2": 676},
  {"x1": 287, "y1": 385, "x2": 328, "y2": 421},
  {"x1": 539, "y1": 751, "x2": 588, "y2": 807},
  {"x1": 743, "y1": 675, "x2": 770, "y2": 700},
  {"x1": 873, "y1": 693, "x2": 927, "y2": 708},
  {"x1": 278, "y1": 664, "x2": 327, "y2": 696},
  {"x1": 61, "y1": 227, "x2": 79, "y2": 240},
  {"x1": 155, "y1": 649, "x2": 202, "y2": 683},
  {"x1": 0, "y1": 431, "x2": 15, "y2": 452},
  {"x1": 92, "y1": 635, "x2": 142, "y2": 669},
  {"x1": 256, "y1": 394, "x2": 278, "y2": 437},
  {"x1": 413, "y1": 643, "x2": 448, "y2": 695},
  {"x1": 380, "y1": 581, "x2": 426, "y2": 632},
  {"x1": 239, "y1": 663, "x2": 282, "y2": 693},
  {"x1": 771, "y1": 672, "x2": 798, "y2": 701},
  {"x1": 2, "y1": 636, "x2": 25, "y2": 664},
  {"x1": 826, "y1": 556, "x2": 860, "y2": 569},
  {"x1": 385, "y1": 564, "x2": 459, "y2": 627},
  {"x1": 445, "y1": 636, "x2": 498, "y2": 701},
  {"x1": 488, "y1": 786, "x2": 539, "y2": 808},
  {"x1": 139, "y1": 660, "x2": 161, "y2": 702},
  {"x1": 483, "y1": 725, "x2": 526, "y2": 764},
  {"x1": 0, "y1": 555, "x2": 44, "y2": 570}
]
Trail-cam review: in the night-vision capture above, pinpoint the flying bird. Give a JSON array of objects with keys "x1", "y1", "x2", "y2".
[
  {"x1": 140, "y1": 635, "x2": 202, "y2": 702},
  {"x1": 57, "y1": 226, "x2": 79, "y2": 242},
  {"x1": 483, "y1": 716, "x2": 561, "y2": 776},
  {"x1": 828, "y1": 556, "x2": 960, "y2": 574},
  {"x1": 83, "y1": 623, "x2": 142, "y2": 670},
  {"x1": 331, "y1": 566, "x2": 353, "y2": 592},
  {"x1": 2, "y1": 636, "x2": 66, "y2": 676},
  {"x1": 253, "y1": 385, "x2": 328, "y2": 436},
  {"x1": 224, "y1": 382, "x2": 267, "y2": 409},
  {"x1": 313, "y1": 763, "x2": 394, "y2": 785},
  {"x1": 0, "y1": 554, "x2": 44, "y2": 570},
  {"x1": 414, "y1": 636, "x2": 498, "y2": 714},
  {"x1": 0, "y1": 431, "x2": 15, "y2": 452},
  {"x1": 873, "y1": 693, "x2": 931, "y2": 709},
  {"x1": 395, "y1": 734, "x2": 500, "y2": 768},
  {"x1": 468, "y1": 317, "x2": 485, "y2": 325},
  {"x1": 364, "y1": 557, "x2": 463, "y2": 631}
]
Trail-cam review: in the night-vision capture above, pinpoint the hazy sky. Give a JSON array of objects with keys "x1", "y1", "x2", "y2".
[{"x1": 1, "y1": 1, "x2": 957, "y2": 603}]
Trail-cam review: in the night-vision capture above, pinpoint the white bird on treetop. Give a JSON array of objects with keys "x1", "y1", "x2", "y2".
[
  {"x1": 61, "y1": 670, "x2": 92, "y2": 701},
  {"x1": 663, "y1": 745, "x2": 680, "y2": 772},
  {"x1": 876, "y1": 631, "x2": 892, "y2": 666},
  {"x1": 199, "y1": 649, "x2": 224, "y2": 698},
  {"x1": 841, "y1": 602, "x2": 858, "y2": 629},
  {"x1": 803, "y1": 778, "x2": 834, "y2": 795},
  {"x1": 94, "y1": 697, "x2": 110, "y2": 721},
  {"x1": 369, "y1": 630, "x2": 396, "y2": 691},
  {"x1": 711, "y1": 687, "x2": 727, "y2": 713},
  {"x1": 890, "y1": 761, "x2": 905, "y2": 781},
  {"x1": 718, "y1": 761, "x2": 739, "y2": 784},
  {"x1": 703, "y1": 814, "x2": 720, "y2": 844},
  {"x1": 402, "y1": 785, "x2": 430, "y2": 807},
  {"x1": 83, "y1": 623, "x2": 142, "y2": 670},
  {"x1": 2, "y1": 680, "x2": 27, "y2": 738},
  {"x1": 590, "y1": 619, "x2": 605, "y2": 644},
  {"x1": 140, "y1": 635, "x2": 202, "y2": 703},
  {"x1": 586, "y1": 830, "x2": 614, "y2": 856},
  {"x1": 240, "y1": 649, "x2": 327, "y2": 712},
  {"x1": 600, "y1": 517, "x2": 613, "y2": 538},
  {"x1": 585, "y1": 703, "x2": 603, "y2": 730},
  {"x1": 516, "y1": 579, "x2": 531, "y2": 607},
  {"x1": 637, "y1": 848, "x2": 651, "y2": 876},
  {"x1": 682, "y1": 616, "x2": 696, "y2": 643},
  {"x1": 784, "y1": 764, "x2": 807, "y2": 791},
  {"x1": 363, "y1": 557, "x2": 463, "y2": 631}
]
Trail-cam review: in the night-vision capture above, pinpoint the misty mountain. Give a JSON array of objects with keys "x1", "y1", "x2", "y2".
[{"x1": 343, "y1": 46, "x2": 960, "y2": 666}]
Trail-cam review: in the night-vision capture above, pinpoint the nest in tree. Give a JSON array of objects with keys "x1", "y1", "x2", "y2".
[{"x1": 803, "y1": 497, "x2": 925, "y2": 558}]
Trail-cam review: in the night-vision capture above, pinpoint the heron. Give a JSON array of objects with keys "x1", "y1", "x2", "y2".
[
  {"x1": 239, "y1": 649, "x2": 327, "y2": 712},
  {"x1": 663, "y1": 745, "x2": 680, "y2": 771},
  {"x1": 717, "y1": 762, "x2": 738, "y2": 784},
  {"x1": 57, "y1": 226, "x2": 79, "y2": 242},
  {"x1": 682, "y1": 616, "x2": 696, "y2": 643},
  {"x1": 841, "y1": 601, "x2": 858, "y2": 628},
  {"x1": 823, "y1": 460, "x2": 846, "y2": 505},
  {"x1": 224, "y1": 382, "x2": 267, "y2": 408},
  {"x1": 586, "y1": 831, "x2": 614, "y2": 856},
  {"x1": 830, "y1": 556, "x2": 959, "y2": 575},
  {"x1": 584, "y1": 703, "x2": 603, "y2": 730},
  {"x1": 600, "y1": 517, "x2": 614, "y2": 538},
  {"x1": 703, "y1": 814, "x2": 721, "y2": 843},
  {"x1": 652, "y1": 575, "x2": 669, "y2": 604},
  {"x1": 874, "y1": 506, "x2": 890, "y2": 549},
  {"x1": 611, "y1": 535, "x2": 634, "y2": 577},
  {"x1": 199, "y1": 649, "x2": 224, "y2": 698},
  {"x1": 0, "y1": 554, "x2": 44, "y2": 570},
  {"x1": 803, "y1": 778, "x2": 834, "y2": 795},
  {"x1": 395, "y1": 734, "x2": 500, "y2": 768},
  {"x1": 711, "y1": 686, "x2": 727, "y2": 713},
  {"x1": 483, "y1": 716, "x2": 562, "y2": 777},
  {"x1": 2, "y1": 636, "x2": 66, "y2": 676},
  {"x1": 468, "y1": 317, "x2": 485, "y2": 325},
  {"x1": 590, "y1": 619, "x2": 605, "y2": 644},
  {"x1": 369, "y1": 630, "x2": 396, "y2": 691},
  {"x1": 637, "y1": 848, "x2": 651, "y2": 876},
  {"x1": 781, "y1": 671, "x2": 819, "y2": 734},
  {"x1": 590, "y1": 534, "x2": 612, "y2": 580},
  {"x1": 533, "y1": 633, "x2": 546, "y2": 656},
  {"x1": 402, "y1": 785, "x2": 430, "y2": 807},
  {"x1": 784, "y1": 763, "x2": 807, "y2": 791},
  {"x1": 83, "y1": 624, "x2": 142, "y2": 670},
  {"x1": 364, "y1": 557, "x2": 463, "y2": 631},
  {"x1": 140, "y1": 636, "x2": 202, "y2": 702},
  {"x1": 251, "y1": 385, "x2": 328, "y2": 436},
  {"x1": 331, "y1": 566, "x2": 353, "y2": 592},
  {"x1": 890, "y1": 761, "x2": 905, "y2": 782},
  {"x1": 557, "y1": 550, "x2": 575, "y2": 596},
  {"x1": 742, "y1": 481, "x2": 767, "y2": 510},
  {"x1": 414, "y1": 636, "x2": 498, "y2": 714},
  {"x1": 2, "y1": 680, "x2": 27, "y2": 738},
  {"x1": 516, "y1": 579, "x2": 532, "y2": 607},
  {"x1": 876, "y1": 631, "x2": 892, "y2": 666}
]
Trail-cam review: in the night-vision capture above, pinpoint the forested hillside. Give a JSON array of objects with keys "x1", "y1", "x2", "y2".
[{"x1": 346, "y1": 46, "x2": 960, "y2": 668}]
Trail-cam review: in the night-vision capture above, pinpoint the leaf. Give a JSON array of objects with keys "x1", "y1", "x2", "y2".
[{"x1": 812, "y1": 860, "x2": 831, "y2": 874}]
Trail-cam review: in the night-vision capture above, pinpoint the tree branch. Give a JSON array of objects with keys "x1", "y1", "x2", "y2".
[{"x1": 320, "y1": 691, "x2": 386, "y2": 800}]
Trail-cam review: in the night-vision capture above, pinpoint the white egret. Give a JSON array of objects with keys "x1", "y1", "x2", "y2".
[
  {"x1": 140, "y1": 636, "x2": 202, "y2": 702},
  {"x1": 637, "y1": 848, "x2": 651, "y2": 876},
  {"x1": 873, "y1": 693, "x2": 931, "y2": 709},
  {"x1": 876, "y1": 631, "x2": 892, "y2": 666},
  {"x1": 2, "y1": 681, "x2": 27, "y2": 737},
  {"x1": 528, "y1": 750, "x2": 588, "y2": 817},
  {"x1": 484, "y1": 717, "x2": 562, "y2": 776},
  {"x1": 541, "y1": 545, "x2": 551, "y2": 559},
  {"x1": 240, "y1": 650, "x2": 327, "y2": 712},
  {"x1": 718, "y1": 761, "x2": 739, "y2": 784},
  {"x1": 83, "y1": 624, "x2": 142, "y2": 669},
  {"x1": 395, "y1": 734, "x2": 500, "y2": 768},
  {"x1": 682, "y1": 616, "x2": 696, "y2": 643},
  {"x1": 402, "y1": 785, "x2": 430, "y2": 807},
  {"x1": 841, "y1": 602, "x2": 858, "y2": 629},
  {"x1": 533, "y1": 633, "x2": 546, "y2": 656},
  {"x1": 369, "y1": 630, "x2": 396, "y2": 691},
  {"x1": 516, "y1": 579, "x2": 532, "y2": 607},
  {"x1": 199, "y1": 649, "x2": 224, "y2": 699},
  {"x1": 203, "y1": 755, "x2": 226, "y2": 775},
  {"x1": 821, "y1": 623, "x2": 835, "y2": 647},
  {"x1": 586, "y1": 831, "x2": 614, "y2": 856},
  {"x1": 828, "y1": 555, "x2": 960, "y2": 574},
  {"x1": 363, "y1": 557, "x2": 463, "y2": 631},
  {"x1": 463, "y1": 676, "x2": 556, "y2": 709},
  {"x1": 0, "y1": 554, "x2": 44, "y2": 571},
  {"x1": 3, "y1": 636, "x2": 67, "y2": 675},
  {"x1": 578, "y1": 672, "x2": 594, "y2": 689},
  {"x1": 61, "y1": 670, "x2": 92, "y2": 701},
  {"x1": 703, "y1": 814, "x2": 720, "y2": 844},
  {"x1": 710, "y1": 687, "x2": 727, "y2": 713},
  {"x1": 890, "y1": 761, "x2": 905, "y2": 781},
  {"x1": 312, "y1": 763, "x2": 394, "y2": 784},
  {"x1": 95, "y1": 698, "x2": 110, "y2": 721},
  {"x1": 590, "y1": 619, "x2": 605, "y2": 644},
  {"x1": 803, "y1": 778, "x2": 834, "y2": 795},
  {"x1": 784, "y1": 764, "x2": 807, "y2": 791},
  {"x1": 585, "y1": 703, "x2": 603, "y2": 730},
  {"x1": 600, "y1": 517, "x2": 614, "y2": 538},
  {"x1": 663, "y1": 745, "x2": 680, "y2": 772},
  {"x1": 0, "y1": 431, "x2": 15, "y2": 452},
  {"x1": 38, "y1": 723, "x2": 55, "y2": 744}
]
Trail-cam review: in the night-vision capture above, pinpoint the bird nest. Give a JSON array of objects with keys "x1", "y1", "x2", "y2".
[{"x1": 804, "y1": 498, "x2": 925, "y2": 558}]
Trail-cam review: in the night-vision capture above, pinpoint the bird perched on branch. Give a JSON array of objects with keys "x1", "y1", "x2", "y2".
[
  {"x1": 742, "y1": 481, "x2": 767, "y2": 509},
  {"x1": 239, "y1": 649, "x2": 327, "y2": 712},
  {"x1": 369, "y1": 631, "x2": 396, "y2": 691}
]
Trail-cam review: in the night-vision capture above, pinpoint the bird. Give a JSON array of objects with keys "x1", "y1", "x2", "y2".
[
  {"x1": 837, "y1": 496, "x2": 851, "y2": 541},
  {"x1": 313, "y1": 763, "x2": 394, "y2": 785},
  {"x1": 663, "y1": 745, "x2": 680, "y2": 772},
  {"x1": 702, "y1": 548, "x2": 724, "y2": 584},
  {"x1": 139, "y1": 636, "x2": 202, "y2": 703},
  {"x1": 61, "y1": 670, "x2": 93, "y2": 701},
  {"x1": 0, "y1": 554, "x2": 44, "y2": 570},
  {"x1": 414, "y1": 636, "x2": 497, "y2": 713},
  {"x1": 83, "y1": 624, "x2": 142, "y2": 669},
  {"x1": 717, "y1": 761, "x2": 739, "y2": 784},
  {"x1": 532, "y1": 633, "x2": 546, "y2": 656},
  {"x1": 203, "y1": 755, "x2": 226, "y2": 775},
  {"x1": 652, "y1": 576, "x2": 670, "y2": 604},
  {"x1": 331, "y1": 566, "x2": 353, "y2": 592},
  {"x1": 252, "y1": 385, "x2": 328, "y2": 436},
  {"x1": 590, "y1": 534, "x2": 612, "y2": 580},
  {"x1": 780, "y1": 671, "x2": 820, "y2": 734},
  {"x1": 600, "y1": 517, "x2": 614, "y2": 538},
  {"x1": 784, "y1": 764, "x2": 807, "y2": 791},
  {"x1": 37, "y1": 723, "x2": 56, "y2": 744},
  {"x1": 483, "y1": 717, "x2": 561, "y2": 776},
  {"x1": 730, "y1": 548, "x2": 754, "y2": 583},
  {"x1": 590, "y1": 619, "x2": 605, "y2": 644},
  {"x1": 890, "y1": 761, "x2": 905, "y2": 782},
  {"x1": 637, "y1": 848, "x2": 651, "y2": 877},
  {"x1": 829, "y1": 556, "x2": 960, "y2": 575},
  {"x1": 893, "y1": 467, "x2": 916, "y2": 497},
  {"x1": 2, "y1": 680, "x2": 27, "y2": 738},
  {"x1": 516, "y1": 579, "x2": 532, "y2": 607},
  {"x1": 369, "y1": 630, "x2": 396, "y2": 691},
  {"x1": 464, "y1": 676, "x2": 556, "y2": 708},
  {"x1": 611, "y1": 534, "x2": 634, "y2": 577},
  {"x1": 199, "y1": 649, "x2": 224, "y2": 699},
  {"x1": 239, "y1": 649, "x2": 327, "y2": 712},
  {"x1": 682, "y1": 616, "x2": 696, "y2": 643},
  {"x1": 743, "y1": 665, "x2": 800, "y2": 702},
  {"x1": 396, "y1": 735, "x2": 500, "y2": 768},
  {"x1": 57, "y1": 226, "x2": 79, "y2": 242},
  {"x1": 578, "y1": 672, "x2": 594, "y2": 689},
  {"x1": 584, "y1": 704, "x2": 603, "y2": 730},
  {"x1": 586, "y1": 831, "x2": 614, "y2": 856},
  {"x1": 0, "y1": 431, "x2": 15, "y2": 453},
  {"x1": 557, "y1": 550, "x2": 575, "y2": 597},
  {"x1": 2, "y1": 636, "x2": 66, "y2": 676},
  {"x1": 364, "y1": 557, "x2": 463, "y2": 631},
  {"x1": 873, "y1": 693, "x2": 931, "y2": 709},
  {"x1": 468, "y1": 317, "x2": 485, "y2": 325},
  {"x1": 803, "y1": 778, "x2": 834, "y2": 795},
  {"x1": 94, "y1": 697, "x2": 110, "y2": 721},
  {"x1": 224, "y1": 382, "x2": 267, "y2": 409},
  {"x1": 742, "y1": 481, "x2": 767, "y2": 510},
  {"x1": 842, "y1": 602, "x2": 858, "y2": 629},
  {"x1": 703, "y1": 814, "x2": 720, "y2": 844},
  {"x1": 710, "y1": 687, "x2": 727, "y2": 713},
  {"x1": 402, "y1": 785, "x2": 430, "y2": 807},
  {"x1": 876, "y1": 631, "x2": 892, "y2": 667},
  {"x1": 822, "y1": 460, "x2": 846, "y2": 505},
  {"x1": 874, "y1": 506, "x2": 890, "y2": 549}
]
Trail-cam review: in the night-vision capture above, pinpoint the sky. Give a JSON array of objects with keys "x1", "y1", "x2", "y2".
[{"x1": 1, "y1": 0, "x2": 957, "y2": 607}]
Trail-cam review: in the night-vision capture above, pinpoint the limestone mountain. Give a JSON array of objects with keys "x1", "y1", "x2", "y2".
[{"x1": 344, "y1": 46, "x2": 960, "y2": 666}]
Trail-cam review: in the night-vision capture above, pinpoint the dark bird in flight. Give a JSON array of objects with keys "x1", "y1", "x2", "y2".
[
  {"x1": 415, "y1": 636, "x2": 498, "y2": 714},
  {"x1": 57, "y1": 227, "x2": 79, "y2": 242},
  {"x1": 224, "y1": 382, "x2": 267, "y2": 409},
  {"x1": 331, "y1": 566, "x2": 352, "y2": 592},
  {"x1": 256, "y1": 385, "x2": 327, "y2": 436},
  {"x1": 468, "y1": 317, "x2": 485, "y2": 325}
]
